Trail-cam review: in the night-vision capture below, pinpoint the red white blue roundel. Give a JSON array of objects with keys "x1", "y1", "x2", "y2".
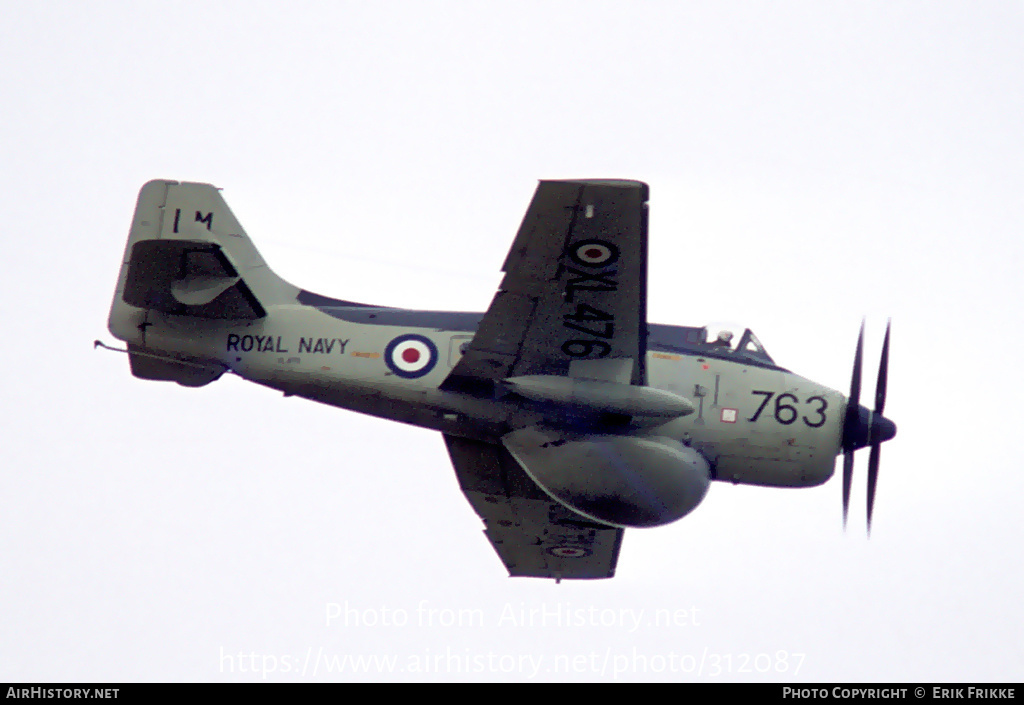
[
  {"x1": 546, "y1": 545, "x2": 592, "y2": 559},
  {"x1": 384, "y1": 334, "x2": 438, "y2": 378},
  {"x1": 569, "y1": 239, "x2": 619, "y2": 268}
]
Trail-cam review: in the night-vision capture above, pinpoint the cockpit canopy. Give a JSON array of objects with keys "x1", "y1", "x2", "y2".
[{"x1": 647, "y1": 323, "x2": 777, "y2": 366}]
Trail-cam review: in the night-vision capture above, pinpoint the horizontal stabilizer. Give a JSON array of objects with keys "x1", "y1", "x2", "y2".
[
  {"x1": 122, "y1": 239, "x2": 265, "y2": 319},
  {"x1": 127, "y1": 344, "x2": 225, "y2": 387}
]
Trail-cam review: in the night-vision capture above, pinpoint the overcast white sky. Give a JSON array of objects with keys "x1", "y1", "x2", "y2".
[{"x1": 2, "y1": 1, "x2": 1022, "y2": 682}]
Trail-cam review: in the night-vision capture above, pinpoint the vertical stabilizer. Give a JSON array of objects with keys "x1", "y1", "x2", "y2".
[{"x1": 108, "y1": 180, "x2": 298, "y2": 385}]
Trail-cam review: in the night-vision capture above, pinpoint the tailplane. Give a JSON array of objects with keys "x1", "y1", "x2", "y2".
[{"x1": 108, "y1": 180, "x2": 296, "y2": 385}]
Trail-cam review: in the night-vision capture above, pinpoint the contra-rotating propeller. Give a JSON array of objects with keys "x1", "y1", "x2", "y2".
[{"x1": 841, "y1": 320, "x2": 896, "y2": 534}]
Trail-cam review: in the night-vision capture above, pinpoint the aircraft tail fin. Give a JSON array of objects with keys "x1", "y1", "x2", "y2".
[{"x1": 108, "y1": 180, "x2": 297, "y2": 385}]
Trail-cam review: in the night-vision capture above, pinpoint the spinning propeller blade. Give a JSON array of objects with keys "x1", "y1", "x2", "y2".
[
  {"x1": 842, "y1": 320, "x2": 896, "y2": 534},
  {"x1": 866, "y1": 320, "x2": 891, "y2": 535},
  {"x1": 841, "y1": 322, "x2": 864, "y2": 529}
]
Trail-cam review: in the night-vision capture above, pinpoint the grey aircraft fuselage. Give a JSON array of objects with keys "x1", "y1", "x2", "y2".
[
  {"x1": 108, "y1": 179, "x2": 891, "y2": 579},
  {"x1": 123, "y1": 293, "x2": 843, "y2": 489}
]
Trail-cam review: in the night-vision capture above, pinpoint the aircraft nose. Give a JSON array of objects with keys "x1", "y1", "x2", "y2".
[
  {"x1": 844, "y1": 404, "x2": 897, "y2": 451},
  {"x1": 871, "y1": 413, "x2": 896, "y2": 444}
]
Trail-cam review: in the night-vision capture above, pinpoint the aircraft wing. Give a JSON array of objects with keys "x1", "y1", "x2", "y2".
[
  {"x1": 442, "y1": 179, "x2": 649, "y2": 392},
  {"x1": 444, "y1": 435, "x2": 623, "y2": 580}
]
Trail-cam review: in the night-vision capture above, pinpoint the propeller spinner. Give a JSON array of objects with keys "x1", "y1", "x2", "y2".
[{"x1": 841, "y1": 320, "x2": 896, "y2": 534}]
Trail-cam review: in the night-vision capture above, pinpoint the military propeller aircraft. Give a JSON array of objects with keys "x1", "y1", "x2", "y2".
[{"x1": 104, "y1": 179, "x2": 896, "y2": 580}]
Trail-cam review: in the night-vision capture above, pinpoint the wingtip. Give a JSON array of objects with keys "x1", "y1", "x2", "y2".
[{"x1": 542, "y1": 178, "x2": 648, "y2": 190}]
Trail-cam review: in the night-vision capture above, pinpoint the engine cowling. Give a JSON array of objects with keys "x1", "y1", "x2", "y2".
[{"x1": 502, "y1": 427, "x2": 710, "y2": 528}]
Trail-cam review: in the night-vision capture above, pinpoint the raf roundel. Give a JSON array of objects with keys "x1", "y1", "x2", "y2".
[
  {"x1": 547, "y1": 545, "x2": 592, "y2": 559},
  {"x1": 384, "y1": 334, "x2": 439, "y2": 379},
  {"x1": 569, "y1": 239, "x2": 619, "y2": 268}
]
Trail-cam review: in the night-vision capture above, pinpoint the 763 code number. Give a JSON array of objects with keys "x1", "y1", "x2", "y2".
[{"x1": 748, "y1": 391, "x2": 828, "y2": 428}]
